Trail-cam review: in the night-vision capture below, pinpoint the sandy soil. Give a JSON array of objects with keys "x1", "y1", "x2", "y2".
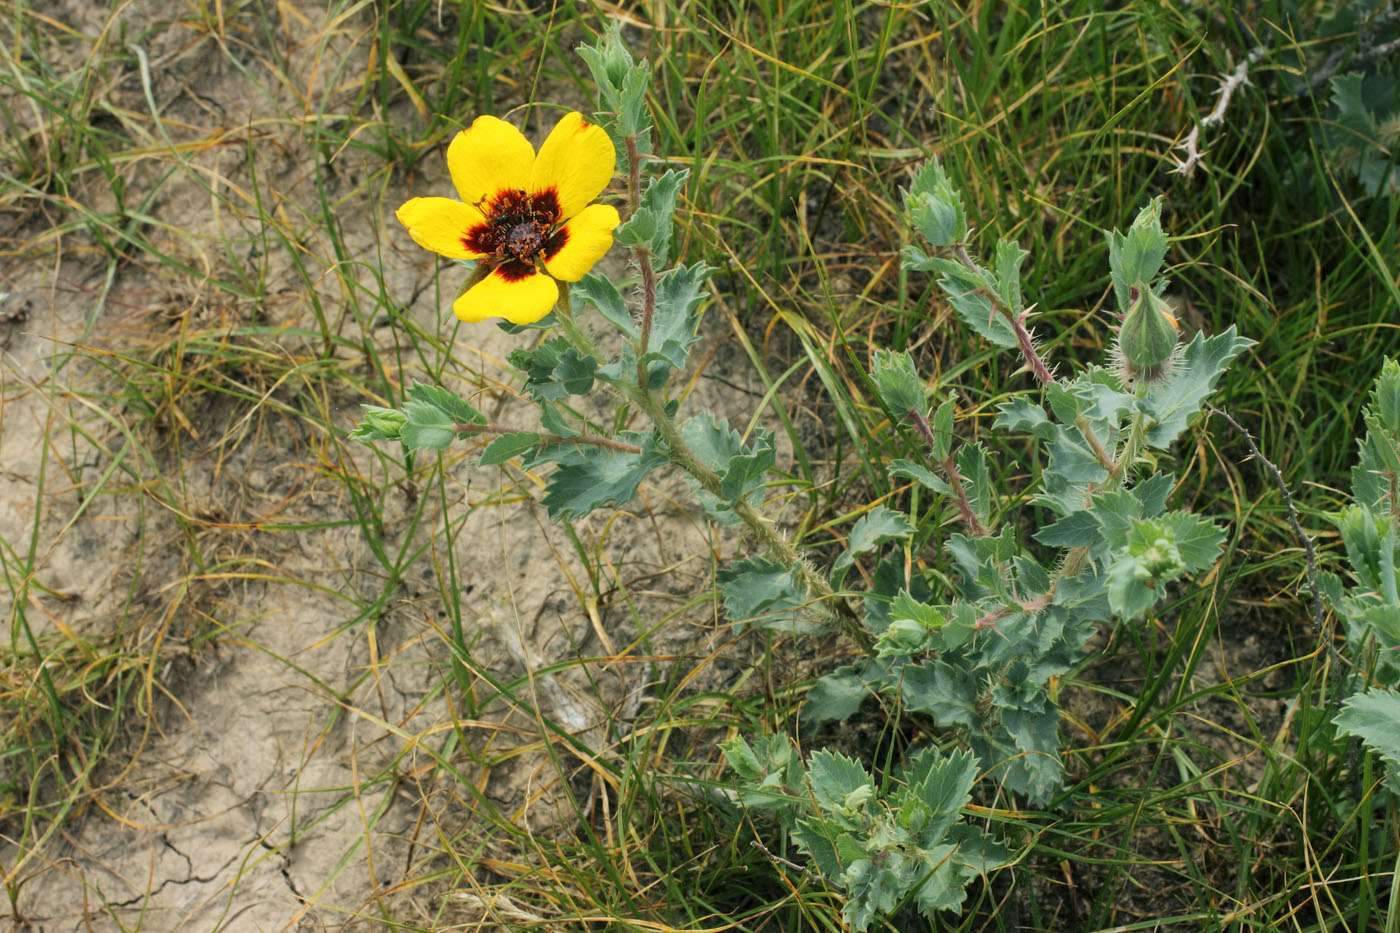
[{"x1": 0, "y1": 3, "x2": 759, "y2": 929}]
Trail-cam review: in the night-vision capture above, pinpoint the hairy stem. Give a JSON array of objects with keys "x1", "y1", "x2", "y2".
[
  {"x1": 908, "y1": 407, "x2": 988, "y2": 537},
  {"x1": 951, "y1": 243, "x2": 1055, "y2": 385},
  {"x1": 1059, "y1": 410, "x2": 1146, "y2": 582},
  {"x1": 634, "y1": 386, "x2": 871, "y2": 651},
  {"x1": 456, "y1": 422, "x2": 643, "y2": 454},
  {"x1": 552, "y1": 283, "x2": 601, "y2": 360},
  {"x1": 626, "y1": 133, "x2": 659, "y2": 384}
]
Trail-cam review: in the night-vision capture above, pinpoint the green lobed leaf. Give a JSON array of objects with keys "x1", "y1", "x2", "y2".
[
  {"x1": 1337, "y1": 690, "x2": 1400, "y2": 778},
  {"x1": 576, "y1": 24, "x2": 650, "y2": 139},
  {"x1": 400, "y1": 399, "x2": 458, "y2": 450},
  {"x1": 992, "y1": 239, "x2": 1028, "y2": 313},
  {"x1": 832, "y1": 506, "x2": 915, "y2": 585},
  {"x1": 955, "y1": 443, "x2": 993, "y2": 530},
  {"x1": 399, "y1": 422, "x2": 457, "y2": 451},
  {"x1": 1352, "y1": 358, "x2": 1400, "y2": 512},
  {"x1": 716, "y1": 556, "x2": 823, "y2": 632},
  {"x1": 803, "y1": 663, "x2": 877, "y2": 726},
  {"x1": 903, "y1": 158, "x2": 968, "y2": 247},
  {"x1": 903, "y1": 748, "x2": 978, "y2": 848},
  {"x1": 478, "y1": 432, "x2": 542, "y2": 466},
  {"x1": 644, "y1": 261, "x2": 711, "y2": 379},
  {"x1": 510, "y1": 338, "x2": 598, "y2": 402},
  {"x1": 534, "y1": 431, "x2": 664, "y2": 521},
  {"x1": 720, "y1": 736, "x2": 765, "y2": 782},
  {"x1": 870, "y1": 348, "x2": 926, "y2": 415},
  {"x1": 572, "y1": 274, "x2": 635, "y2": 335},
  {"x1": 889, "y1": 458, "x2": 951, "y2": 495},
  {"x1": 406, "y1": 382, "x2": 485, "y2": 425},
  {"x1": 616, "y1": 169, "x2": 688, "y2": 267},
  {"x1": 1140, "y1": 326, "x2": 1254, "y2": 448},
  {"x1": 806, "y1": 750, "x2": 873, "y2": 816},
  {"x1": 791, "y1": 816, "x2": 846, "y2": 881},
  {"x1": 934, "y1": 259, "x2": 1019, "y2": 349},
  {"x1": 679, "y1": 413, "x2": 774, "y2": 521},
  {"x1": 930, "y1": 393, "x2": 956, "y2": 460}
]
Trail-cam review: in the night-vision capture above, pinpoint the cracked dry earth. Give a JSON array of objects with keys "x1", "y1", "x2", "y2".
[{"x1": 1, "y1": 3, "x2": 750, "y2": 930}]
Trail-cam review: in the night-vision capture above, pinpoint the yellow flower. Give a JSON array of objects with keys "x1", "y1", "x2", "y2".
[{"x1": 396, "y1": 112, "x2": 620, "y2": 325}]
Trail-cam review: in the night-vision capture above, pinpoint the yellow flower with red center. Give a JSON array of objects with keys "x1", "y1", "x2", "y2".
[{"x1": 396, "y1": 112, "x2": 620, "y2": 325}]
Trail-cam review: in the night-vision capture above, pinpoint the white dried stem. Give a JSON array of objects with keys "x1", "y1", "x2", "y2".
[{"x1": 1171, "y1": 47, "x2": 1266, "y2": 178}]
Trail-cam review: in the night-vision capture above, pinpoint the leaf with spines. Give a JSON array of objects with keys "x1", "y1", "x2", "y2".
[
  {"x1": 832, "y1": 506, "x2": 915, "y2": 587},
  {"x1": 1105, "y1": 511, "x2": 1225, "y2": 618},
  {"x1": 576, "y1": 25, "x2": 650, "y2": 155},
  {"x1": 889, "y1": 459, "x2": 951, "y2": 495},
  {"x1": 931, "y1": 257, "x2": 1019, "y2": 349},
  {"x1": 616, "y1": 169, "x2": 688, "y2": 267},
  {"x1": 899, "y1": 748, "x2": 977, "y2": 847},
  {"x1": 572, "y1": 274, "x2": 634, "y2": 335},
  {"x1": 992, "y1": 239, "x2": 1028, "y2": 312},
  {"x1": 643, "y1": 261, "x2": 711, "y2": 380},
  {"x1": 716, "y1": 557, "x2": 822, "y2": 632},
  {"x1": 529, "y1": 432, "x2": 664, "y2": 520},
  {"x1": 807, "y1": 750, "x2": 873, "y2": 819},
  {"x1": 1140, "y1": 326, "x2": 1254, "y2": 448},
  {"x1": 903, "y1": 158, "x2": 968, "y2": 246},
  {"x1": 870, "y1": 348, "x2": 926, "y2": 416},
  {"x1": 679, "y1": 413, "x2": 774, "y2": 521},
  {"x1": 510, "y1": 338, "x2": 598, "y2": 402}
]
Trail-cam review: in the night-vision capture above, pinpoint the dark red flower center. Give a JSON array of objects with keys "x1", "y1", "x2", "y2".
[{"x1": 464, "y1": 188, "x2": 563, "y2": 266}]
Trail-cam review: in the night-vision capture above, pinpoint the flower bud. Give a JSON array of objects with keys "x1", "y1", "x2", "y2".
[
  {"x1": 875, "y1": 616, "x2": 928, "y2": 657},
  {"x1": 1119, "y1": 285, "x2": 1180, "y2": 371},
  {"x1": 351, "y1": 405, "x2": 407, "y2": 442}
]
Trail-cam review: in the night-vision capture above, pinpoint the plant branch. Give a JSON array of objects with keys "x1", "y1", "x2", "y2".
[
  {"x1": 626, "y1": 133, "x2": 658, "y2": 384},
  {"x1": 1205, "y1": 403, "x2": 1325, "y2": 635},
  {"x1": 1057, "y1": 410, "x2": 1147, "y2": 584},
  {"x1": 633, "y1": 385, "x2": 872, "y2": 651},
  {"x1": 1172, "y1": 47, "x2": 1266, "y2": 178},
  {"x1": 1076, "y1": 414, "x2": 1116, "y2": 472},
  {"x1": 456, "y1": 421, "x2": 643, "y2": 454},
  {"x1": 908, "y1": 407, "x2": 988, "y2": 537},
  {"x1": 952, "y1": 244, "x2": 1056, "y2": 386}
]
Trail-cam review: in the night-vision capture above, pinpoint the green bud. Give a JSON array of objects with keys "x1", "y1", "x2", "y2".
[
  {"x1": 875, "y1": 616, "x2": 927, "y2": 657},
  {"x1": 350, "y1": 405, "x2": 407, "y2": 442},
  {"x1": 577, "y1": 24, "x2": 635, "y2": 91},
  {"x1": 1133, "y1": 535, "x2": 1183, "y2": 582},
  {"x1": 842, "y1": 784, "x2": 874, "y2": 812},
  {"x1": 1119, "y1": 285, "x2": 1180, "y2": 370}
]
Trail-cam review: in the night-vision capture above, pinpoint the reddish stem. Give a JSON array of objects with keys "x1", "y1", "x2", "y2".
[{"x1": 908, "y1": 407, "x2": 988, "y2": 537}]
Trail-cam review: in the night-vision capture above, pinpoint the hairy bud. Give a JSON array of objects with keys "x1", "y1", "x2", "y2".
[{"x1": 1118, "y1": 285, "x2": 1180, "y2": 383}]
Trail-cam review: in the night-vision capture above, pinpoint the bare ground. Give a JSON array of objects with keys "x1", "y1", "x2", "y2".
[{"x1": 0, "y1": 3, "x2": 759, "y2": 928}]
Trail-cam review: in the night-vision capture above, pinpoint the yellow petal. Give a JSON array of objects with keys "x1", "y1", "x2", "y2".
[
  {"x1": 531, "y1": 111, "x2": 616, "y2": 221},
  {"x1": 543, "y1": 203, "x2": 620, "y2": 282},
  {"x1": 396, "y1": 197, "x2": 488, "y2": 260},
  {"x1": 447, "y1": 115, "x2": 536, "y2": 210},
  {"x1": 453, "y1": 263, "x2": 559, "y2": 325}
]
